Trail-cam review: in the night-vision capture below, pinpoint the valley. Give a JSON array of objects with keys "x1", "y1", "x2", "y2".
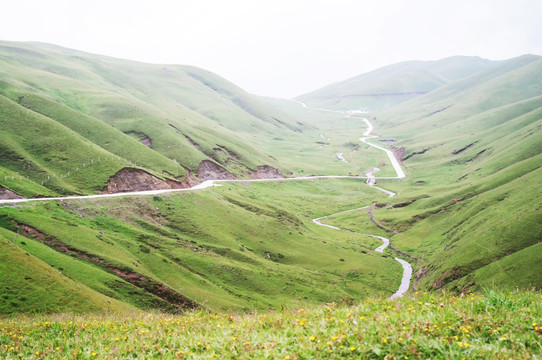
[
  {"x1": 0, "y1": 40, "x2": 541, "y2": 359},
  {"x1": 1, "y1": 109, "x2": 415, "y2": 307}
]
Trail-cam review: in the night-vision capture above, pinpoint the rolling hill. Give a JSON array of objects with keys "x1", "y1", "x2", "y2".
[
  {"x1": 0, "y1": 41, "x2": 312, "y2": 198},
  {"x1": 296, "y1": 56, "x2": 494, "y2": 111}
]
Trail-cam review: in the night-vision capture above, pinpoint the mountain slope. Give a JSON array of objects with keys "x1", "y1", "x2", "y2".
[
  {"x1": 0, "y1": 228, "x2": 136, "y2": 315},
  {"x1": 0, "y1": 41, "x2": 307, "y2": 197},
  {"x1": 296, "y1": 56, "x2": 494, "y2": 111},
  {"x1": 359, "y1": 54, "x2": 542, "y2": 293}
]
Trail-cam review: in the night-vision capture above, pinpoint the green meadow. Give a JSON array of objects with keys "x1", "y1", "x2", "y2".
[{"x1": 1, "y1": 289, "x2": 540, "y2": 359}]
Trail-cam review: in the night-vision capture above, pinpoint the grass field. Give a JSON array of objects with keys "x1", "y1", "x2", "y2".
[{"x1": 0, "y1": 289, "x2": 540, "y2": 359}]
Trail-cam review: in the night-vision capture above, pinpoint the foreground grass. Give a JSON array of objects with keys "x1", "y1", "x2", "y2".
[{"x1": 1, "y1": 290, "x2": 540, "y2": 359}]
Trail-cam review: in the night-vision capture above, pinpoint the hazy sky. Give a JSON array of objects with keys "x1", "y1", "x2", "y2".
[{"x1": 2, "y1": 0, "x2": 541, "y2": 97}]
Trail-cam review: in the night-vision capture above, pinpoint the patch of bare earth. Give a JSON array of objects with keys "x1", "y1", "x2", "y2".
[
  {"x1": 0, "y1": 187, "x2": 25, "y2": 200},
  {"x1": 101, "y1": 168, "x2": 185, "y2": 194},
  {"x1": 197, "y1": 160, "x2": 236, "y2": 180},
  {"x1": 124, "y1": 131, "x2": 152, "y2": 148},
  {"x1": 179, "y1": 167, "x2": 201, "y2": 188},
  {"x1": 251, "y1": 165, "x2": 284, "y2": 179},
  {"x1": 390, "y1": 145, "x2": 405, "y2": 162}
]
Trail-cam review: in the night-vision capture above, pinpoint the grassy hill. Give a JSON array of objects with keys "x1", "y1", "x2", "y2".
[
  {"x1": 0, "y1": 41, "x2": 403, "y2": 315},
  {"x1": 296, "y1": 56, "x2": 493, "y2": 111},
  {"x1": 323, "y1": 54, "x2": 542, "y2": 294},
  {"x1": 0, "y1": 229, "x2": 135, "y2": 315},
  {"x1": 0, "y1": 41, "x2": 315, "y2": 197},
  {"x1": 0, "y1": 41, "x2": 396, "y2": 198}
]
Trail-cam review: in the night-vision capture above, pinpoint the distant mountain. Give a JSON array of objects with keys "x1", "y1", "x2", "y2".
[{"x1": 296, "y1": 56, "x2": 494, "y2": 111}]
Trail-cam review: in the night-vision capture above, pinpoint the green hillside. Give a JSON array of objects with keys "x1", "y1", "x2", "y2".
[
  {"x1": 296, "y1": 56, "x2": 493, "y2": 111},
  {"x1": 0, "y1": 41, "x2": 396, "y2": 199},
  {"x1": 0, "y1": 41, "x2": 312, "y2": 197},
  {"x1": 327, "y1": 54, "x2": 542, "y2": 294},
  {"x1": 0, "y1": 41, "x2": 402, "y2": 315},
  {"x1": 0, "y1": 229, "x2": 135, "y2": 315}
]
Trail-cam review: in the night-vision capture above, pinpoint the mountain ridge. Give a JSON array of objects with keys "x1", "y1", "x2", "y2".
[{"x1": 296, "y1": 55, "x2": 495, "y2": 111}]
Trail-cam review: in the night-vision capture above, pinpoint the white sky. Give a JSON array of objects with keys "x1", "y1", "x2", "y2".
[{"x1": 2, "y1": 0, "x2": 541, "y2": 98}]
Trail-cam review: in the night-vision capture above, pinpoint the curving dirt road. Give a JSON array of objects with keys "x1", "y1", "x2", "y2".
[
  {"x1": 359, "y1": 118, "x2": 405, "y2": 179},
  {"x1": 389, "y1": 257, "x2": 413, "y2": 299},
  {"x1": 365, "y1": 167, "x2": 396, "y2": 197}
]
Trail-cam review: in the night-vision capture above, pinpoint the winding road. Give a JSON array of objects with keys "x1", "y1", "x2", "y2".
[
  {"x1": 1, "y1": 175, "x2": 369, "y2": 205},
  {"x1": 0, "y1": 102, "x2": 412, "y2": 299},
  {"x1": 307, "y1": 110, "x2": 412, "y2": 299}
]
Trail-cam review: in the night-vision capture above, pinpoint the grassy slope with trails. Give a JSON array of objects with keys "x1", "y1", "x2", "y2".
[
  {"x1": 0, "y1": 45, "x2": 540, "y2": 359},
  {"x1": 0, "y1": 41, "x2": 406, "y2": 315},
  {"x1": 0, "y1": 41, "x2": 393, "y2": 197},
  {"x1": 0, "y1": 41, "x2": 299, "y2": 196},
  {"x1": 0, "y1": 40, "x2": 540, "y2": 349},
  {"x1": 0, "y1": 106, "x2": 414, "y2": 313},
  {"x1": 2, "y1": 52, "x2": 540, "y2": 314}
]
